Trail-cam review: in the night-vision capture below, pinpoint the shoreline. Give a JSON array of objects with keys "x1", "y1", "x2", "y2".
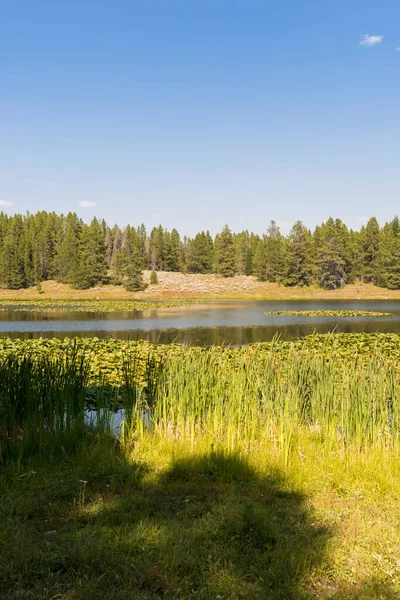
[{"x1": 0, "y1": 272, "x2": 398, "y2": 302}]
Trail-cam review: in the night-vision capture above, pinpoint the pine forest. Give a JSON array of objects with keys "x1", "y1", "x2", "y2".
[{"x1": 0, "y1": 211, "x2": 399, "y2": 291}]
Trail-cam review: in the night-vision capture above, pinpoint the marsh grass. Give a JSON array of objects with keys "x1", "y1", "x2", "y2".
[
  {"x1": 119, "y1": 344, "x2": 400, "y2": 457},
  {"x1": 0, "y1": 350, "x2": 91, "y2": 463},
  {"x1": 3, "y1": 336, "x2": 400, "y2": 463}
]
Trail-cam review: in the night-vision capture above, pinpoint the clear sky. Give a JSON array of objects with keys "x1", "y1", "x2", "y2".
[{"x1": 1, "y1": 0, "x2": 399, "y2": 236}]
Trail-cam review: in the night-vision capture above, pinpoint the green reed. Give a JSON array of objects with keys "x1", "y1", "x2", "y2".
[
  {"x1": 121, "y1": 344, "x2": 400, "y2": 456},
  {"x1": 3, "y1": 336, "x2": 400, "y2": 466},
  {"x1": 0, "y1": 349, "x2": 92, "y2": 462}
]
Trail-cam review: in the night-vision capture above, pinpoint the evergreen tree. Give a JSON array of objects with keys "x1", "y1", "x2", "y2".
[
  {"x1": 245, "y1": 245, "x2": 253, "y2": 276},
  {"x1": 234, "y1": 232, "x2": 250, "y2": 276},
  {"x1": 71, "y1": 218, "x2": 108, "y2": 289},
  {"x1": 54, "y1": 213, "x2": 81, "y2": 284},
  {"x1": 164, "y1": 228, "x2": 182, "y2": 271},
  {"x1": 149, "y1": 226, "x2": 165, "y2": 270},
  {"x1": 284, "y1": 221, "x2": 313, "y2": 286},
  {"x1": 360, "y1": 217, "x2": 380, "y2": 282},
  {"x1": 252, "y1": 239, "x2": 267, "y2": 281},
  {"x1": 137, "y1": 224, "x2": 148, "y2": 268},
  {"x1": 265, "y1": 221, "x2": 285, "y2": 282},
  {"x1": 214, "y1": 225, "x2": 236, "y2": 277},
  {"x1": 334, "y1": 219, "x2": 354, "y2": 283},
  {"x1": 0, "y1": 216, "x2": 26, "y2": 289},
  {"x1": 0, "y1": 209, "x2": 399, "y2": 292},
  {"x1": 86, "y1": 217, "x2": 108, "y2": 283},
  {"x1": 187, "y1": 231, "x2": 214, "y2": 274},
  {"x1": 376, "y1": 217, "x2": 400, "y2": 289},
  {"x1": 116, "y1": 246, "x2": 145, "y2": 291},
  {"x1": 314, "y1": 218, "x2": 346, "y2": 289}
]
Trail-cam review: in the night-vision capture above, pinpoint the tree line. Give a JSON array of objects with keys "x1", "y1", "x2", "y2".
[{"x1": 0, "y1": 211, "x2": 399, "y2": 291}]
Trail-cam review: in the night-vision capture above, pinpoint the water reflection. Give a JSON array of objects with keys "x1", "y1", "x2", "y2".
[{"x1": 1, "y1": 299, "x2": 400, "y2": 345}]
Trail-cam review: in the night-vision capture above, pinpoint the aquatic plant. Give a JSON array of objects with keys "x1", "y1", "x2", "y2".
[
  {"x1": 0, "y1": 298, "x2": 195, "y2": 313},
  {"x1": 3, "y1": 333, "x2": 400, "y2": 464}
]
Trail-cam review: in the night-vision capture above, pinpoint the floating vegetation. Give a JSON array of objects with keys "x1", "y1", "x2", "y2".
[
  {"x1": 0, "y1": 298, "x2": 195, "y2": 313},
  {"x1": 1, "y1": 333, "x2": 400, "y2": 388},
  {"x1": 263, "y1": 309, "x2": 391, "y2": 317}
]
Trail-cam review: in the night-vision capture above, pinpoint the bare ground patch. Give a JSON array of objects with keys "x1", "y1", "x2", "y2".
[{"x1": 0, "y1": 272, "x2": 397, "y2": 301}]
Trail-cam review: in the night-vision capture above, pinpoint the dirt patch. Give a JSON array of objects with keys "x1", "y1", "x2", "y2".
[{"x1": 0, "y1": 273, "x2": 397, "y2": 301}]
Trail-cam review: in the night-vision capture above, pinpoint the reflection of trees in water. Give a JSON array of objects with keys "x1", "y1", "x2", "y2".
[
  {"x1": 124, "y1": 322, "x2": 400, "y2": 346},
  {"x1": 4, "y1": 314, "x2": 400, "y2": 345}
]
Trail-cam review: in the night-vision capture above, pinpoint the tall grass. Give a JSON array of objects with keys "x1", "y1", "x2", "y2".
[
  {"x1": 2, "y1": 338, "x2": 400, "y2": 466},
  {"x1": 0, "y1": 350, "x2": 91, "y2": 463},
  {"x1": 122, "y1": 345, "x2": 400, "y2": 458}
]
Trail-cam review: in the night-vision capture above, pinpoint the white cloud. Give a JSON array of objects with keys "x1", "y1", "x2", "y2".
[
  {"x1": 357, "y1": 216, "x2": 369, "y2": 223},
  {"x1": 396, "y1": 47, "x2": 400, "y2": 52},
  {"x1": 0, "y1": 200, "x2": 13, "y2": 206},
  {"x1": 79, "y1": 200, "x2": 97, "y2": 208},
  {"x1": 360, "y1": 34, "x2": 383, "y2": 47}
]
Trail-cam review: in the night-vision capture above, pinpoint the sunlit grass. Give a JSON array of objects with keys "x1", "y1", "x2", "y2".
[{"x1": 2, "y1": 335, "x2": 400, "y2": 598}]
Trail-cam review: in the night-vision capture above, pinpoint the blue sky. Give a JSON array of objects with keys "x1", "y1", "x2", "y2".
[{"x1": 1, "y1": 0, "x2": 399, "y2": 236}]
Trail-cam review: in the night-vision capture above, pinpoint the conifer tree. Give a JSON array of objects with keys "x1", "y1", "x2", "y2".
[
  {"x1": 284, "y1": 221, "x2": 313, "y2": 286},
  {"x1": 234, "y1": 232, "x2": 250, "y2": 275},
  {"x1": 149, "y1": 226, "x2": 165, "y2": 270},
  {"x1": 164, "y1": 228, "x2": 182, "y2": 271},
  {"x1": 376, "y1": 217, "x2": 400, "y2": 289},
  {"x1": 0, "y1": 217, "x2": 26, "y2": 289},
  {"x1": 265, "y1": 221, "x2": 284, "y2": 282},
  {"x1": 360, "y1": 217, "x2": 380, "y2": 282},
  {"x1": 0, "y1": 209, "x2": 400, "y2": 292},
  {"x1": 137, "y1": 224, "x2": 148, "y2": 268},
  {"x1": 252, "y1": 239, "x2": 267, "y2": 281},
  {"x1": 115, "y1": 246, "x2": 145, "y2": 291},
  {"x1": 54, "y1": 213, "x2": 81, "y2": 284},
  {"x1": 314, "y1": 218, "x2": 346, "y2": 289},
  {"x1": 187, "y1": 231, "x2": 214, "y2": 273},
  {"x1": 86, "y1": 217, "x2": 108, "y2": 283},
  {"x1": 214, "y1": 225, "x2": 236, "y2": 277}
]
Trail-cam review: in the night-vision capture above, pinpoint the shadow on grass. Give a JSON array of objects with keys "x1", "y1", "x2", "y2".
[
  {"x1": 1, "y1": 446, "x2": 398, "y2": 600},
  {"x1": 20, "y1": 450, "x2": 330, "y2": 599}
]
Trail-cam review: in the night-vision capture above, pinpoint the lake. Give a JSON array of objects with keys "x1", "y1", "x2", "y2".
[{"x1": 1, "y1": 299, "x2": 400, "y2": 345}]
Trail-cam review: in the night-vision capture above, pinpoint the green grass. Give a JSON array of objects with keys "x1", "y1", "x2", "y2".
[
  {"x1": 2, "y1": 334, "x2": 400, "y2": 598},
  {"x1": 1, "y1": 437, "x2": 400, "y2": 599},
  {"x1": 0, "y1": 351, "x2": 90, "y2": 463}
]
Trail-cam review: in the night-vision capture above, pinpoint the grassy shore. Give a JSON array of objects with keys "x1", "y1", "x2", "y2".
[
  {"x1": 1, "y1": 335, "x2": 400, "y2": 598},
  {"x1": 0, "y1": 272, "x2": 399, "y2": 302},
  {"x1": 2, "y1": 436, "x2": 400, "y2": 600}
]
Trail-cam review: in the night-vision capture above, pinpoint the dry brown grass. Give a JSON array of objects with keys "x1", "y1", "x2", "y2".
[{"x1": 0, "y1": 272, "x2": 398, "y2": 301}]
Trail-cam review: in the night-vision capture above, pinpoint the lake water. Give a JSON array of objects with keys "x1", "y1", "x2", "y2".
[{"x1": 1, "y1": 299, "x2": 400, "y2": 345}]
